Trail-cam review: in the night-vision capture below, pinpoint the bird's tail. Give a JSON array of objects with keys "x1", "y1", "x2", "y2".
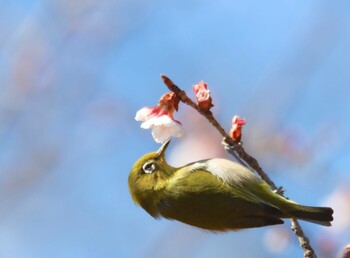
[
  {"x1": 252, "y1": 183, "x2": 333, "y2": 226},
  {"x1": 288, "y1": 204, "x2": 334, "y2": 226}
]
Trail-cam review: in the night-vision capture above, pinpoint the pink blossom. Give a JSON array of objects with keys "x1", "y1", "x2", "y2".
[
  {"x1": 193, "y1": 81, "x2": 208, "y2": 93},
  {"x1": 229, "y1": 115, "x2": 246, "y2": 143},
  {"x1": 135, "y1": 92, "x2": 184, "y2": 143},
  {"x1": 196, "y1": 88, "x2": 210, "y2": 102},
  {"x1": 135, "y1": 106, "x2": 161, "y2": 121},
  {"x1": 193, "y1": 81, "x2": 213, "y2": 112}
]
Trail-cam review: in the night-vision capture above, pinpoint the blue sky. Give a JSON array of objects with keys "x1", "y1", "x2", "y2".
[{"x1": 0, "y1": 1, "x2": 350, "y2": 257}]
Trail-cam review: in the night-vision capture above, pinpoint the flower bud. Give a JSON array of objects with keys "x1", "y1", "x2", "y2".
[
  {"x1": 229, "y1": 115, "x2": 246, "y2": 143},
  {"x1": 193, "y1": 81, "x2": 213, "y2": 112}
]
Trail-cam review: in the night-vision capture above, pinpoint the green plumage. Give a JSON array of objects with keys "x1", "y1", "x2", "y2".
[{"x1": 128, "y1": 140, "x2": 333, "y2": 231}]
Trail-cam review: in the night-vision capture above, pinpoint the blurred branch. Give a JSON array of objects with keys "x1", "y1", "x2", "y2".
[
  {"x1": 162, "y1": 74, "x2": 317, "y2": 258},
  {"x1": 338, "y1": 244, "x2": 350, "y2": 258}
]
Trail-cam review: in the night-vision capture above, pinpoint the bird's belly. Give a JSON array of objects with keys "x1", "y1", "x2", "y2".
[
  {"x1": 158, "y1": 195, "x2": 239, "y2": 230},
  {"x1": 157, "y1": 194, "x2": 284, "y2": 231}
]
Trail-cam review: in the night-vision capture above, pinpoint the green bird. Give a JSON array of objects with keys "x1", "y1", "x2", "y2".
[{"x1": 128, "y1": 140, "x2": 333, "y2": 231}]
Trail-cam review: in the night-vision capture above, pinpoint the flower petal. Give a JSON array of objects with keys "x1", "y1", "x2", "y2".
[
  {"x1": 152, "y1": 125, "x2": 171, "y2": 143},
  {"x1": 167, "y1": 121, "x2": 185, "y2": 137},
  {"x1": 135, "y1": 94, "x2": 184, "y2": 143},
  {"x1": 232, "y1": 115, "x2": 246, "y2": 126},
  {"x1": 151, "y1": 122, "x2": 184, "y2": 143},
  {"x1": 152, "y1": 115, "x2": 175, "y2": 127},
  {"x1": 140, "y1": 117, "x2": 156, "y2": 129},
  {"x1": 193, "y1": 81, "x2": 208, "y2": 93},
  {"x1": 135, "y1": 107, "x2": 157, "y2": 121},
  {"x1": 196, "y1": 89, "x2": 210, "y2": 102}
]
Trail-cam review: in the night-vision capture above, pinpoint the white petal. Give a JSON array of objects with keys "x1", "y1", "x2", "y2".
[
  {"x1": 140, "y1": 114, "x2": 174, "y2": 129},
  {"x1": 135, "y1": 107, "x2": 154, "y2": 121},
  {"x1": 152, "y1": 125, "x2": 170, "y2": 143},
  {"x1": 151, "y1": 119, "x2": 184, "y2": 143},
  {"x1": 152, "y1": 115, "x2": 174, "y2": 127},
  {"x1": 140, "y1": 117, "x2": 156, "y2": 129},
  {"x1": 167, "y1": 122, "x2": 185, "y2": 137}
]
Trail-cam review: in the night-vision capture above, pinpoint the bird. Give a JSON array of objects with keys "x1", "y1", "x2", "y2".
[{"x1": 128, "y1": 140, "x2": 333, "y2": 231}]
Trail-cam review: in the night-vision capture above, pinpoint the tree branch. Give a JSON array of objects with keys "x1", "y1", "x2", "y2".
[{"x1": 161, "y1": 74, "x2": 317, "y2": 258}]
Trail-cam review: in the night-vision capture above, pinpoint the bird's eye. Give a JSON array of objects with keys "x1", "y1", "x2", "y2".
[{"x1": 142, "y1": 161, "x2": 156, "y2": 174}]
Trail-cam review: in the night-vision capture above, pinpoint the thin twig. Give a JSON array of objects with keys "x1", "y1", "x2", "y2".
[
  {"x1": 291, "y1": 219, "x2": 316, "y2": 258},
  {"x1": 161, "y1": 74, "x2": 243, "y2": 164},
  {"x1": 161, "y1": 74, "x2": 317, "y2": 258},
  {"x1": 161, "y1": 75, "x2": 227, "y2": 136}
]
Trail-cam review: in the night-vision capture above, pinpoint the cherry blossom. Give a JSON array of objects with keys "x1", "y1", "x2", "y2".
[{"x1": 135, "y1": 92, "x2": 184, "y2": 143}]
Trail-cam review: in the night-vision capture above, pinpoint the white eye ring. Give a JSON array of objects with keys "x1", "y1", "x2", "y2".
[{"x1": 142, "y1": 162, "x2": 155, "y2": 174}]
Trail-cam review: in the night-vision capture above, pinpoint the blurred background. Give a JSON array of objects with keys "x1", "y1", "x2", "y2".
[{"x1": 0, "y1": 1, "x2": 350, "y2": 257}]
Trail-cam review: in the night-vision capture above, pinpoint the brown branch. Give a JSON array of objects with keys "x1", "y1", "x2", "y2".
[
  {"x1": 161, "y1": 75, "x2": 227, "y2": 137},
  {"x1": 161, "y1": 75, "x2": 245, "y2": 165},
  {"x1": 291, "y1": 219, "x2": 316, "y2": 258},
  {"x1": 161, "y1": 74, "x2": 317, "y2": 258}
]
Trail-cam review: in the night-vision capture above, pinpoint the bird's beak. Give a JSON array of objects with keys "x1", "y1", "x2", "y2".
[{"x1": 157, "y1": 139, "x2": 171, "y2": 159}]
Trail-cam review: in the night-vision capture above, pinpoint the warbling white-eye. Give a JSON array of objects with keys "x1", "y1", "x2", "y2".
[{"x1": 128, "y1": 140, "x2": 333, "y2": 231}]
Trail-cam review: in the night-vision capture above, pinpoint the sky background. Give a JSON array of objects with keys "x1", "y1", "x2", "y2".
[{"x1": 1, "y1": 1, "x2": 350, "y2": 258}]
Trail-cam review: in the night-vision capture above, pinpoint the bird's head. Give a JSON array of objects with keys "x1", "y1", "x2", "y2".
[{"x1": 128, "y1": 140, "x2": 175, "y2": 215}]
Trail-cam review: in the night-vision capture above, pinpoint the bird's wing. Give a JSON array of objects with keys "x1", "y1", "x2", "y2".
[
  {"x1": 158, "y1": 169, "x2": 284, "y2": 230},
  {"x1": 166, "y1": 159, "x2": 271, "y2": 204}
]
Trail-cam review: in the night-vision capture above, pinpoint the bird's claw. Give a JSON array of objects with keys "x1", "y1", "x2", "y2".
[{"x1": 273, "y1": 186, "x2": 285, "y2": 196}]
